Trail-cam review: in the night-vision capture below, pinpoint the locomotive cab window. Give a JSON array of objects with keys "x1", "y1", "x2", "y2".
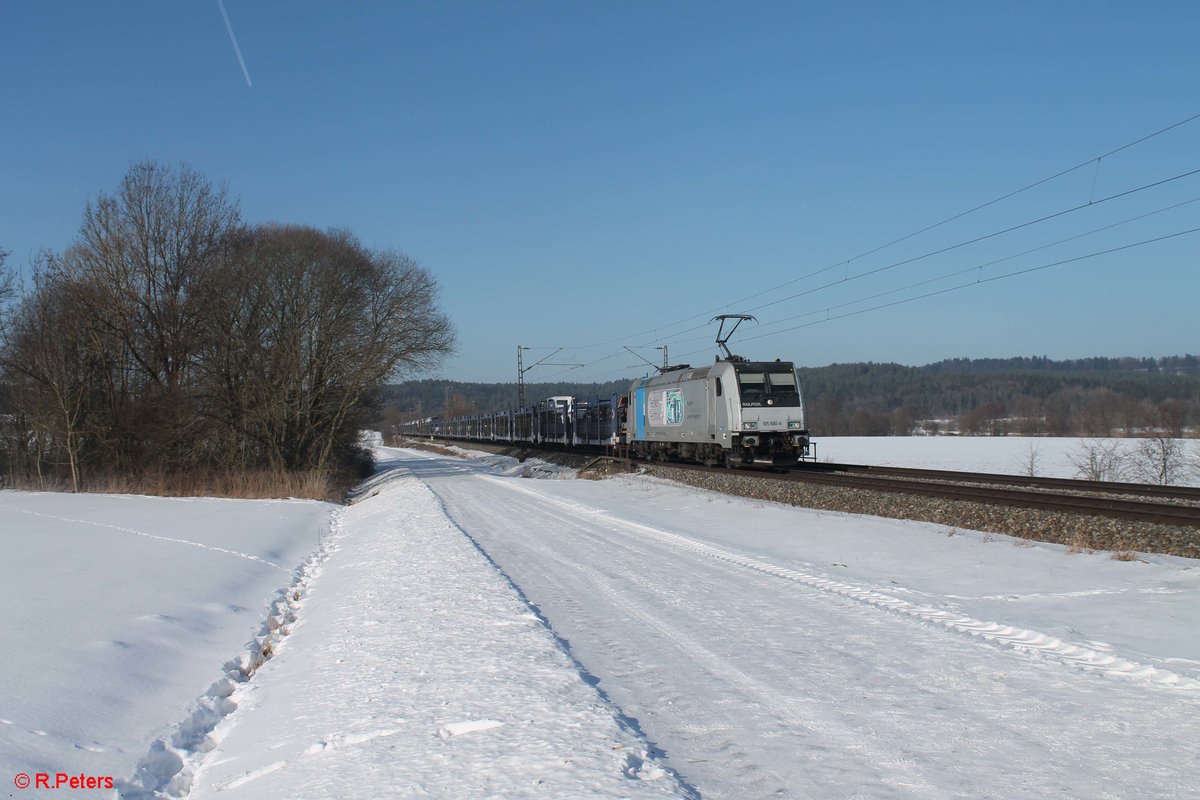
[
  {"x1": 735, "y1": 364, "x2": 802, "y2": 407},
  {"x1": 736, "y1": 371, "x2": 766, "y2": 404},
  {"x1": 767, "y1": 371, "x2": 801, "y2": 405}
]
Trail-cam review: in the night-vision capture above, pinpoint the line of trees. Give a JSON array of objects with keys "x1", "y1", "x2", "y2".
[
  {"x1": 376, "y1": 357, "x2": 1199, "y2": 441},
  {"x1": 0, "y1": 161, "x2": 454, "y2": 491},
  {"x1": 799, "y1": 361, "x2": 1199, "y2": 437}
]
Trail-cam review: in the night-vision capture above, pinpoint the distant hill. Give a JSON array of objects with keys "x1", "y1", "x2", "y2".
[
  {"x1": 377, "y1": 355, "x2": 1200, "y2": 437},
  {"x1": 798, "y1": 356, "x2": 1199, "y2": 436}
]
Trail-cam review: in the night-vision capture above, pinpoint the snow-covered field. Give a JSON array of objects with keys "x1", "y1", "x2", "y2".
[
  {"x1": 814, "y1": 434, "x2": 1200, "y2": 485},
  {"x1": 0, "y1": 493, "x2": 331, "y2": 797},
  {"x1": 3, "y1": 440, "x2": 1199, "y2": 798}
]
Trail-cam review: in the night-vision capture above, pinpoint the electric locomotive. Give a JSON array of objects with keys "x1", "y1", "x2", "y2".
[{"x1": 625, "y1": 357, "x2": 810, "y2": 466}]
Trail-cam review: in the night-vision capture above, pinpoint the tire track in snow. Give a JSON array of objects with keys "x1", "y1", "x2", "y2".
[
  {"x1": 478, "y1": 474, "x2": 1200, "y2": 693},
  {"x1": 423, "y1": 472, "x2": 954, "y2": 800},
  {"x1": 529, "y1": 541, "x2": 950, "y2": 799}
]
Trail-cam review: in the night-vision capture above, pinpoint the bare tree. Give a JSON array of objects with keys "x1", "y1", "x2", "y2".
[
  {"x1": 1125, "y1": 404, "x2": 1190, "y2": 485},
  {"x1": 1116, "y1": 395, "x2": 1143, "y2": 437},
  {"x1": 0, "y1": 261, "x2": 98, "y2": 490},
  {"x1": 1068, "y1": 439, "x2": 1127, "y2": 482},
  {"x1": 1014, "y1": 396, "x2": 1044, "y2": 436},
  {"x1": 1155, "y1": 400, "x2": 1187, "y2": 440},
  {"x1": 1129, "y1": 435, "x2": 1185, "y2": 486},
  {"x1": 2, "y1": 168, "x2": 455, "y2": 487},
  {"x1": 1015, "y1": 441, "x2": 1041, "y2": 477},
  {"x1": 0, "y1": 247, "x2": 12, "y2": 312},
  {"x1": 889, "y1": 405, "x2": 919, "y2": 436},
  {"x1": 1079, "y1": 388, "x2": 1120, "y2": 437},
  {"x1": 0, "y1": 248, "x2": 19, "y2": 486},
  {"x1": 51, "y1": 160, "x2": 242, "y2": 468},
  {"x1": 1043, "y1": 389, "x2": 1078, "y2": 436},
  {"x1": 198, "y1": 225, "x2": 455, "y2": 472}
]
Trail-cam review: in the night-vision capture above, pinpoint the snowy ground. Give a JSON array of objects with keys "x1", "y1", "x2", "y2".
[
  {"x1": 184, "y1": 462, "x2": 690, "y2": 799},
  {"x1": 3, "y1": 441, "x2": 1199, "y2": 798},
  {"x1": 395, "y1": 446, "x2": 1200, "y2": 798},
  {"x1": 0, "y1": 492, "x2": 331, "y2": 797},
  {"x1": 814, "y1": 434, "x2": 1200, "y2": 485}
]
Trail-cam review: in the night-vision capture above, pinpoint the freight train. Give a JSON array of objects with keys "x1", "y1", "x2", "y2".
[{"x1": 401, "y1": 317, "x2": 813, "y2": 466}]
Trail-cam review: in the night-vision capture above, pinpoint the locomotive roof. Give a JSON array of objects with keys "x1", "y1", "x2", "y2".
[
  {"x1": 635, "y1": 359, "x2": 796, "y2": 387},
  {"x1": 733, "y1": 360, "x2": 797, "y2": 372}
]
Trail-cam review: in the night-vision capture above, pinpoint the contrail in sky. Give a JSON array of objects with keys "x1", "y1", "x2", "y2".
[{"x1": 217, "y1": 0, "x2": 253, "y2": 87}]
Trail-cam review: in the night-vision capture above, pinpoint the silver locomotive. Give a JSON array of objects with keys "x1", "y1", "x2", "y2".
[{"x1": 626, "y1": 357, "x2": 810, "y2": 466}]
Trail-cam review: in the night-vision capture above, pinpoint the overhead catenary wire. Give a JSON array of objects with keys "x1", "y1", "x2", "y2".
[
  {"x1": 543, "y1": 158, "x2": 1200, "y2": 378},
  {"x1": 550, "y1": 110, "x2": 1200, "y2": 354},
  {"x1": 742, "y1": 166, "x2": 1200, "y2": 315},
  {"x1": 754, "y1": 198, "x2": 1200, "y2": 336},
  {"x1": 606, "y1": 193, "x2": 1200, "y2": 357},
  {"x1": 728, "y1": 110, "x2": 1200, "y2": 308},
  {"x1": 539, "y1": 166, "x2": 1200, "y2": 381},
  {"x1": 555, "y1": 224, "x2": 1200, "y2": 384},
  {"x1": 696, "y1": 227, "x2": 1200, "y2": 357}
]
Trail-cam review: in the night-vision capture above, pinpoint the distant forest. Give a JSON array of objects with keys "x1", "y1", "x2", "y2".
[{"x1": 378, "y1": 355, "x2": 1200, "y2": 438}]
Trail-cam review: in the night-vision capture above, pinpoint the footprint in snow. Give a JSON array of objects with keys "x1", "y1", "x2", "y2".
[{"x1": 621, "y1": 750, "x2": 667, "y2": 781}]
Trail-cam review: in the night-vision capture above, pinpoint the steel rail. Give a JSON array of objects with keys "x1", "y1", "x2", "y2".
[
  {"x1": 770, "y1": 468, "x2": 1200, "y2": 527},
  {"x1": 808, "y1": 462, "x2": 1200, "y2": 501},
  {"x1": 592, "y1": 456, "x2": 1200, "y2": 527}
]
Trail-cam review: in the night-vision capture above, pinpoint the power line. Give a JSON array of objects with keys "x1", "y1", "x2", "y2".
[
  {"x1": 560, "y1": 224, "x2": 1200, "y2": 383},
  {"x1": 556, "y1": 110, "x2": 1200, "y2": 353},
  {"x1": 731, "y1": 194, "x2": 1200, "y2": 339},
  {"x1": 731, "y1": 227, "x2": 1200, "y2": 347},
  {"x1": 734, "y1": 110, "x2": 1200, "y2": 306},
  {"x1": 743, "y1": 166, "x2": 1200, "y2": 314},
  {"x1": 542, "y1": 168, "x2": 1200, "y2": 380}
]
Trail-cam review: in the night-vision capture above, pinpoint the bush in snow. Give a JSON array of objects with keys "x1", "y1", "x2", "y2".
[
  {"x1": 1067, "y1": 439, "x2": 1128, "y2": 482},
  {"x1": 1128, "y1": 436, "x2": 1186, "y2": 486}
]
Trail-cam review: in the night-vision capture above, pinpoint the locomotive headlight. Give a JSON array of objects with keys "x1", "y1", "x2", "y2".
[
  {"x1": 742, "y1": 421, "x2": 757, "y2": 430},
  {"x1": 788, "y1": 421, "x2": 801, "y2": 429}
]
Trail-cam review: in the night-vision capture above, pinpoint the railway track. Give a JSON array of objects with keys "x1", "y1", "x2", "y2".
[
  {"x1": 780, "y1": 463, "x2": 1200, "y2": 528},
  {"x1": 809, "y1": 461, "x2": 1200, "y2": 502},
  {"x1": 602, "y1": 456, "x2": 1200, "y2": 528},
  {"x1": 411, "y1": 438, "x2": 1200, "y2": 529}
]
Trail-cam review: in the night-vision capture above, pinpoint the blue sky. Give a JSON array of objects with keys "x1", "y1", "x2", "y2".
[{"x1": 2, "y1": 1, "x2": 1197, "y2": 383}]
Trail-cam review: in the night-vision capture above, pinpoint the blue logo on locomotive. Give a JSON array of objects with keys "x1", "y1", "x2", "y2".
[{"x1": 664, "y1": 389, "x2": 684, "y2": 425}]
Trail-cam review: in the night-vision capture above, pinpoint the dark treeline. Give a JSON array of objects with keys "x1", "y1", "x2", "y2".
[
  {"x1": 0, "y1": 161, "x2": 454, "y2": 494},
  {"x1": 921, "y1": 355, "x2": 1200, "y2": 376},
  {"x1": 801, "y1": 358, "x2": 1199, "y2": 437},
  {"x1": 379, "y1": 355, "x2": 1199, "y2": 440}
]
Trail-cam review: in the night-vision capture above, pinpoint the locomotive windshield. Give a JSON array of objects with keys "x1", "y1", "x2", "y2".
[{"x1": 735, "y1": 363, "x2": 802, "y2": 408}]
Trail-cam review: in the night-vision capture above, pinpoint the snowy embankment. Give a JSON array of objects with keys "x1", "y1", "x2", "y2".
[
  {"x1": 183, "y1": 463, "x2": 691, "y2": 799},
  {"x1": 0, "y1": 492, "x2": 331, "y2": 796},
  {"x1": 814, "y1": 434, "x2": 1200, "y2": 485}
]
